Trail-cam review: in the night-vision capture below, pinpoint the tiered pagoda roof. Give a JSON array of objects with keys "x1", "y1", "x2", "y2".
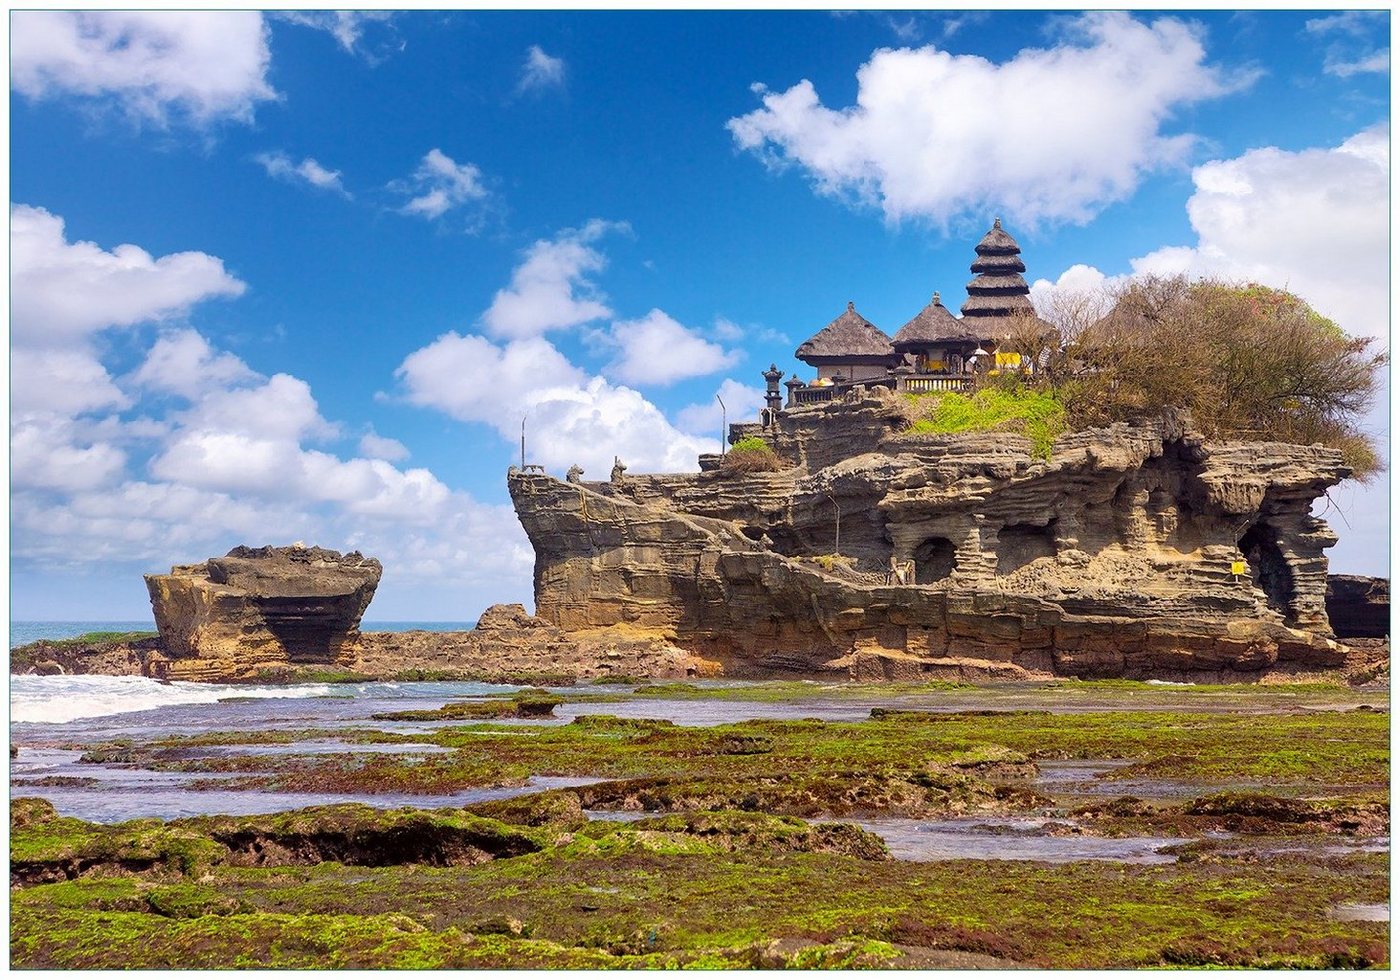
[
  {"x1": 959, "y1": 218, "x2": 1037, "y2": 333},
  {"x1": 795, "y1": 301, "x2": 895, "y2": 363}
]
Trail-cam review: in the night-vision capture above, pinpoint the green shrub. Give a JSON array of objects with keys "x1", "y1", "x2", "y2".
[{"x1": 721, "y1": 437, "x2": 783, "y2": 474}]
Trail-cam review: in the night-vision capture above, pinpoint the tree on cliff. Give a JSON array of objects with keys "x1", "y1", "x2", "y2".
[{"x1": 1018, "y1": 276, "x2": 1386, "y2": 480}]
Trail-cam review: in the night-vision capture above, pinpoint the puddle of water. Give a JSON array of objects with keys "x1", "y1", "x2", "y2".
[
  {"x1": 582, "y1": 810, "x2": 651, "y2": 823},
  {"x1": 846, "y1": 816, "x2": 1190, "y2": 864},
  {"x1": 14, "y1": 766, "x2": 601, "y2": 825},
  {"x1": 1331, "y1": 903, "x2": 1389, "y2": 922}
]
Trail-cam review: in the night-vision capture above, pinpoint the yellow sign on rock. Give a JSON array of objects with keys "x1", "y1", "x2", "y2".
[{"x1": 1230, "y1": 560, "x2": 1247, "y2": 576}]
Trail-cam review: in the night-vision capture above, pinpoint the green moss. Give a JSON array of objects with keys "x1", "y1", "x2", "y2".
[{"x1": 904, "y1": 387, "x2": 1066, "y2": 458}]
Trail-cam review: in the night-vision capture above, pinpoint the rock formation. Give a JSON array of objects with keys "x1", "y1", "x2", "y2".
[
  {"x1": 144, "y1": 545, "x2": 381, "y2": 680},
  {"x1": 509, "y1": 394, "x2": 1379, "y2": 682}
]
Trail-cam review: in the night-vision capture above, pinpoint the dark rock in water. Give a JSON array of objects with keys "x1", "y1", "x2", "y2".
[
  {"x1": 144, "y1": 544, "x2": 381, "y2": 681},
  {"x1": 508, "y1": 399, "x2": 1373, "y2": 682},
  {"x1": 1326, "y1": 575, "x2": 1389, "y2": 638}
]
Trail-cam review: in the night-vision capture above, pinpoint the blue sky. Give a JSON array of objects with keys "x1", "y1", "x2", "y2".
[{"x1": 8, "y1": 9, "x2": 1391, "y2": 620}]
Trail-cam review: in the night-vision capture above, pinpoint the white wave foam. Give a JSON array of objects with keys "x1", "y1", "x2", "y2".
[{"x1": 10, "y1": 675, "x2": 335, "y2": 725}]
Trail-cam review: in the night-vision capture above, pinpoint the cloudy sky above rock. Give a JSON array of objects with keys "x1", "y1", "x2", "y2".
[{"x1": 9, "y1": 9, "x2": 1390, "y2": 620}]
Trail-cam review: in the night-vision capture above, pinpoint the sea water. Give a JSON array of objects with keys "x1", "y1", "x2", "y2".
[{"x1": 10, "y1": 620, "x2": 475, "y2": 649}]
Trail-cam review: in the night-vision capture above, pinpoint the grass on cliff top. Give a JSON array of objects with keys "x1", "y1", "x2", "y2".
[
  {"x1": 10, "y1": 802, "x2": 1389, "y2": 970},
  {"x1": 902, "y1": 387, "x2": 1067, "y2": 459}
]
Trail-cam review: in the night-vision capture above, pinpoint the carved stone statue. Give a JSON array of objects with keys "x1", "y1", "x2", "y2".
[
  {"x1": 566, "y1": 464, "x2": 584, "y2": 484},
  {"x1": 610, "y1": 456, "x2": 628, "y2": 483},
  {"x1": 886, "y1": 555, "x2": 915, "y2": 586}
]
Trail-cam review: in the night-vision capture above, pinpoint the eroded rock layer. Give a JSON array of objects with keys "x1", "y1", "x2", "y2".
[
  {"x1": 509, "y1": 397, "x2": 1376, "y2": 681},
  {"x1": 144, "y1": 545, "x2": 382, "y2": 680}
]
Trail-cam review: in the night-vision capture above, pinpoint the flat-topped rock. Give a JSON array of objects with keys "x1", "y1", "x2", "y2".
[{"x1": 144, "y1": 545, "x2": 382, "y2": 680}]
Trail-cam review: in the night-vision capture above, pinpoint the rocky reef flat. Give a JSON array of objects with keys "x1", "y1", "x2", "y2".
[{"x1": 9, "y1": 676, "x2": 1389, "y2": 969}]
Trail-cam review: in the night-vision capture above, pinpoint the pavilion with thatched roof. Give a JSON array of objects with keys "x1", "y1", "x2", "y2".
[
  {"x1": 793, "y1": 301, "x2": 896, "y2": 384},
  {"x1": 891, "y1": 291, "x2": 983, "y2": 377}
]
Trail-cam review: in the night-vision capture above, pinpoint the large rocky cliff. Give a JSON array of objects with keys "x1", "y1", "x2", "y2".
[{"x1": 509, "y1": 395, "x2": 1372, "y2": 682}]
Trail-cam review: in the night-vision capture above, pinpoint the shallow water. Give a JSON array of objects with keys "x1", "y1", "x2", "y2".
[
  {"x1": 842, "y1": 815, "x2": 1190, "y2": 864},
  {"x1": 1331, "y1": 903, "x2": 1389, "y2": 922}
]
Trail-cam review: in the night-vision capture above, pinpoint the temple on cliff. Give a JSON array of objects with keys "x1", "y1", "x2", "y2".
[{"x1": 775, "y1": 219, "x2": 1039, "y2": 415}]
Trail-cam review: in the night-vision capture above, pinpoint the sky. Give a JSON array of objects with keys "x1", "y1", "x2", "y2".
[{"x1": 7, "y1": 8, "x2": 1391, "y2": 621}]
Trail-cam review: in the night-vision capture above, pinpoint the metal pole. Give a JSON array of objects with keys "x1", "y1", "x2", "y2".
[
  {"x1": 825, "y1": 493, "x2": 840, "y2": 555},
  {"x1": 716, "y1": 394, "x2": 727, "y2": 457},
  {"x1": 521, "y1": 415, "x2": 526, "y2": 469}
]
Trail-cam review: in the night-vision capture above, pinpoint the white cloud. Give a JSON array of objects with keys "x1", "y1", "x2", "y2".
[
  {"x1": 395, "y1": 148, "x2": 488, "y2": 220},
  {"x1": 10, "y1": 10, "x2": 275, "y2": 126},
  {"x1": 1033, "y1": 126, "x2": 1390, "y2": 342},
  {"x1": 11, "y1": 204, "x2": 246, "y2": 345},
  {"x1": 481, "y1": 221, "x2": 623, "y2": 338},
  {"x1": 1305, "y1": 11, "x2": 1389, "y2": 78},
  {"x1": 359, "y1": 431, "x2": 411, "y2": 462},
  {"x1": 275, "y1": 10, "x2": 398, "y2": 60},
  {"x1": 255, "y1": 152, "x2": 351, "y2": 197},
  {"x1": 396, "y1": 332, "x2": 716, "y2": 475},
  {"x1": 519, "y1": 45, "x2": 566, "y2": 93},
  {"x1": 12, "y1": 348, "x2": 129, "y2": 416},
  {"x1": 728, "y1": 12, "x2": 1241, "y2": 226},
  {"x1": 1132, "y1": 125, "x2": 1388, "y2": 342},
  {"x1": 9, "y1": 207, "x2": 536, "y2": 607},
  {"x1": 598, "y1": 309, "x2": 741, "y2": 386},
  {"x1": 131, "y1": 329, "x2": 258, "y2": 399},
  {"x1": 676, "y1": 378, "x2": 769, "y2": 436},
  {"x1": 11, "y1": 416, "x2": 129, "y2": 493}
]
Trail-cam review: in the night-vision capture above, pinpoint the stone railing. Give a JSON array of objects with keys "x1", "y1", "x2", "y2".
[
  {"x1": 786, "y1": 377, "x2": 895, "y2": 408},
  {"x1": 897, "y1": 373, "x2": 975, "y2": 394}
]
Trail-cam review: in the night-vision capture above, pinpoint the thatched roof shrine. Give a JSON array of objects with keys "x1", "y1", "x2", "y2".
[
  {"x1": 795, "y1": 301, "x2": 895, "y2": 364},
  {"x1": 892, "y1": 292, "x2": 980, "y2": 348}
]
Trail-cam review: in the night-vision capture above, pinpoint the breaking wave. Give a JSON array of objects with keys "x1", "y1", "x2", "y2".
[{"x1": 10, "y1": 675, "x2": 335, "y2": 725}]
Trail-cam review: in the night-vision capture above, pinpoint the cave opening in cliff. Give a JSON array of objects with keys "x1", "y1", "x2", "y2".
[
  {"x1": 913, "y1": 537, "x2": 956, "y2": 584},
  {"x1": 996, "y1": 521, "x2": 1058, "y2": 576},
  {"x1": 1238, "y1": 523, "x2": 1297, "y2": 623}
]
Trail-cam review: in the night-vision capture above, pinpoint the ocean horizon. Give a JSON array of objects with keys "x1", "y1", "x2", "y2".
[{"x1": 10, "y1": 620, "x2": 476, "y2": 649}]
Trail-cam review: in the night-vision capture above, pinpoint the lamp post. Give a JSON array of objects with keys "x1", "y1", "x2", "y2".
[{"x1": 716, "y1": 393, "x2": 727, "y2": 457}]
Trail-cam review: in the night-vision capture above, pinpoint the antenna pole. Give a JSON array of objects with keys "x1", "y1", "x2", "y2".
[
  {"x1": 716, "y1": 394, "x2": 727, "y2": 457},
  {"x1": 521, "y1": 415, "x2": 526, "y2": 469}
]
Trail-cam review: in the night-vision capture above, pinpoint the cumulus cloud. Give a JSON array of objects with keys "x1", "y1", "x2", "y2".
[
  {"x1": 728, "y1": 11, "x2": 1242, "y2": 226},
  {"x1": 11, "y1": 204, "x2": 246, "y2": 345},
  {"x1": 394, "y1": 148, "x2": 488, "y2": 221},
  {"x1": 131, "y1": 329, "x2": 258, "y2": 399},
  {"x1": 481, "y1": 221, "x2": 624, "y2": 338},
  {"x1": 396, "y1": 331, "x2": 716, "y2": 476},
  {"x1": 10, "y1": 10, "x2": 276, "y2": 126},
  {"x1": 255, "y1": 151, "x2": 350, "y2": 197},
  {"x1": 676, "y1": 378, "x2": 769, "y2": 436},
  {"x1": 518, "y1": 45, "x2": 566, "y2": 93},
  {"x1": 1129, "y1": 125, "x2": 1385, "y2": 341},
  {"x1": 9, "y1": 207, "x2": 536, "y2": 609},
  {"x1": 359, "y1": 431, "x2": 411, "y2": 463},
  {"x1": 598, "y1": 309, "x2": 742, "y2": 386}
]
